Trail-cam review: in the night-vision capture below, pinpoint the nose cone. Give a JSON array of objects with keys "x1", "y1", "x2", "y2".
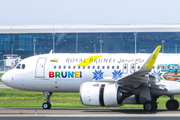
[{"x1": 2, "y1": 72, "x2": 8, "y2": 85}]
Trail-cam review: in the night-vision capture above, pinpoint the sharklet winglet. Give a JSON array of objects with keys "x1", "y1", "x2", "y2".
[{"x1": 143, "y1": 45, "x2": 162, "y2": 69}]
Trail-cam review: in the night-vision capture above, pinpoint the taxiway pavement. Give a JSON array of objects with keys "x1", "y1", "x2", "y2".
[{"x1": 0, "y1": 107, "x2": 180, "y2": 117}]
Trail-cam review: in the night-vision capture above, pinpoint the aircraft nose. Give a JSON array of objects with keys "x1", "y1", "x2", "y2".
[{"x1": 2, "y1": 72, "x2": 8, "y2": 85}]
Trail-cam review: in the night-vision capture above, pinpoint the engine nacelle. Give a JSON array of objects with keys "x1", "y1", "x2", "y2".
[{"x1": 80, "y1": 82, "x2": 124, "y2": 107}]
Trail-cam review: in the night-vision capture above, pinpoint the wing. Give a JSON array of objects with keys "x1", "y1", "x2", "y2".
[{"x1": 116, "y1": 45, "x2": 162, "y2": 91}]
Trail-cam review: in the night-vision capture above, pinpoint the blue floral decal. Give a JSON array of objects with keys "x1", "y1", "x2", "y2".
[
  {"x1": 112, "y1": 70, "x2": 123, "y2": 80},
  {"x1": 151, "y1": 70, "x2": 162, "y2": 81},
  {"x1": 93, "y1": 70, "x2": 104, "y2": 80}
]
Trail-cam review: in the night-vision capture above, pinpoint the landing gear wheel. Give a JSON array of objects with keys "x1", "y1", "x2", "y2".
[
  {"x1": 166, "y1": 100, "x2": 179, "y2": 110},
  {"x1": 42, "y1": 92, "x2": 53, "y2": 109},
  {"x1": 42, "y1": 102, "x2": 51, "y2": 109},
  {"x1": 143, "y1": 101, "x2": 157, "y2": 111}
]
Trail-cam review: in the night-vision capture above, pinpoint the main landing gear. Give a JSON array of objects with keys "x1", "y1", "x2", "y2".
[
  {"x1": 143, "y1": 101, "x2": 157, "y2": 111},
  {"x1": 166, "y1": 96, "x2": 179, "y2": 110},
  {"x1": 42, "y1": 92, "x2": 53, "y2": 109},
  {"x1": 143, "y1": 96, "x2": 179, "y2": 111}
]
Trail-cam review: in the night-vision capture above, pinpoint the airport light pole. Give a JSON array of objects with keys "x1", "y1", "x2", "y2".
[
  {"x1": 94, "y1": 43, "x2": 96, "y2": 53},
  {"x1": 11, "y1": 40, "x2": 13, "y2": 55},
  {"x1": 52, "y1": 33, "x2": 55, "y2": 53},
  {"x1": 99, "y1": 39, "x2": 103, "y2": 53},
  {"x1": 175, "y1": 44, "x2": 177, "y2": 53},
  {"x1": 76, "y1": 33, "x2": 78, "y2": 53},
  {"x1": 162, "y1": 40, "x2": 165, "y2": 53},
  {"x1": 134, "y1": 33, "x2": 137, "y2": 54},
  {"x1": 33, "y1": 37, "x2": 36, "y2": 55}
]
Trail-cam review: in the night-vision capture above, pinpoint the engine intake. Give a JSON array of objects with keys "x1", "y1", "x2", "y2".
[{"x1": 80, "y1": 82, "x2": 124, "y2": 107}]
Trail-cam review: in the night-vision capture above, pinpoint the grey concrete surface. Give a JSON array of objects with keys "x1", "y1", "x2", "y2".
[{"x1": 0, "y1": 107, "x2": 180, "y2": 117}]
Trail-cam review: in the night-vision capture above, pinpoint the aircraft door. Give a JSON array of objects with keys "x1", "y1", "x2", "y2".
[
  {"x1": 130, "y1": 63, "x2": 136, "y2": 73},
  {"x1": 35, "y1": 57, "x2": 47, "y2": 78},
  {"x1": 123, "y1": 63, "x2": 128, "y2": 74}
]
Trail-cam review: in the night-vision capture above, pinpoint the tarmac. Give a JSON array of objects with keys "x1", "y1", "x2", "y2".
[{"x1": 0, "y1": 107, "x2": 180, "y2": 117}]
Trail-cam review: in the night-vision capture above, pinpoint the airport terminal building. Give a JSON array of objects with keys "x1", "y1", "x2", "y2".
[
  {"x1": 1, "y1": 24, "x2": 180, "y2": 57},
  {"x1": 1, "y1": 24, "x2": 180, "y2": 70}
]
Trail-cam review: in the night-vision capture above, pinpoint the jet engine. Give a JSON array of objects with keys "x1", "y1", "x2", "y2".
[{"x1": 80, "y1": 82, "x2": 125, "y2": 107}]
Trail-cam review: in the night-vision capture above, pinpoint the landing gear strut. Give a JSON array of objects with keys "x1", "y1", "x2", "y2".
[
  {"x1": 166, "y1": 96, "x2": 179, "y2": 110},
  {"x1": 140, "y1": 85, "x2": 158, "y2": 111},
  {"x1": 42, "y1": 92, "x2": 53, "y2": 109}
]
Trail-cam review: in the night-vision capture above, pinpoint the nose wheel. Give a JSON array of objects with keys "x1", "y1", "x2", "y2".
[
  {"x1": 42, "y1": 102, "x2": 51, "y2": 109},
  {"x1": 42, "y1": 92, "x2": 53, "y2": 109}
]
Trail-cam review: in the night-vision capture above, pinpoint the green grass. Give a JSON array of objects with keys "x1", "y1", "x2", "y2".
[
  {"x1": 0, "y1": 88, "x2": 179, "y2": 109},
  {"x1": 0, "y1": 73, "x2": 3, "y2": 77},
  {"x1": 0, "y1": 73, "x2": 3, "y2": 81}
]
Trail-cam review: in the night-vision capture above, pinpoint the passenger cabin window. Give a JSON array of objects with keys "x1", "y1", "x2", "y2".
[
  {"x1": 54, "y1": 66, "x2": 56, "y2": 69},
  {"x1": 138, "y1": 66, "x2": 140, "y2": 69},
  {"x1": 59, "y1": 66, "x2": 61, "y2": 69},
  {"x1": 73, "y1": 66, "x2": 76, "y2": 69},
  {"x1": 102, "y1": 66, "x2": 105, "y2": 69}
]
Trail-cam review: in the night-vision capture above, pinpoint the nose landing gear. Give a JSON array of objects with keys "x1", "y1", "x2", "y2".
[{"x1": 42, "y1": 92, "x2": 53, "y2": 109}]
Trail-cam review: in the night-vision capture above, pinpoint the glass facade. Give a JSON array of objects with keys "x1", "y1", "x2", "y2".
[{"x1": 0, "y1": 32, "x2": 180, "y2": 59}]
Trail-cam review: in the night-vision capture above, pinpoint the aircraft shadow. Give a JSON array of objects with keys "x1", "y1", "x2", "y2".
[{"x1": 81, "y1": 108, "x2": 180, "y2": 114}]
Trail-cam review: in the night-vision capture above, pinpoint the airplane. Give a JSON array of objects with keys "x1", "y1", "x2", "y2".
[{"x1": 2, "y1": 45, "x2": 180, "y2": 111}]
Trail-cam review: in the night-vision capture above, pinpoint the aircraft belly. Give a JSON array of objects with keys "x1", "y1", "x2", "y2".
[
  {"x1": 150, "y1": 81, "x2": 180, "y2": 95},
  {"x1": 52, "y1": 80, "x2": 82, "y2": 92},
  {"x1": 23, "y1": 78, "x2": 85, "y2": 92},
  {"x1": 151, "y1": 89, "x2": 166, "y2": 95}
]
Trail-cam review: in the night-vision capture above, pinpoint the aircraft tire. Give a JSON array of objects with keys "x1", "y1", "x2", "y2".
[
  {"x1": 166, "y1": 100, "x2": 179, "y2": 110},
  {"x1": 42, "y1": 102, "x2": 51, "y2": 109},
  {"x1": 143, "y1": 101, "x2": 157, "y2": 111}
]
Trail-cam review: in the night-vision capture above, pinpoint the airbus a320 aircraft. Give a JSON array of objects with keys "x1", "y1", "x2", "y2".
[{"x1": 2, "y1": 45, "x2": 180, "y2": 111}]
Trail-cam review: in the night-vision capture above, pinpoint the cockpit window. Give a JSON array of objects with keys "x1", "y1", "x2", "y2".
[
  {"x1": 16, "y1": 64, "x2": 26, "y2": 69},
  {"x1": 16, "y1": 64, "x2": 21, "y2": 69},
  {"x1": 22, "y1": 64, "x2": 26, "y2": 69}
]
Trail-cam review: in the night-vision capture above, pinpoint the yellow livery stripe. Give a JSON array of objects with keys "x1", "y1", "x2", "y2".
[
  {"x1": 77, "y1": 56, "x2": 102, "y2": 66},
  {"x1": 144, "y1": 45, "x2": 162, "y2": 68},
  {"x1": 50, "y1": 59, "x2": 58, "y2": 63}
]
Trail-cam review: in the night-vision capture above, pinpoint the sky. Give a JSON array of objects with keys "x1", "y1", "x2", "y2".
[{"x1": 0, "y1": 0, "x2": 180, "y2": 25}]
